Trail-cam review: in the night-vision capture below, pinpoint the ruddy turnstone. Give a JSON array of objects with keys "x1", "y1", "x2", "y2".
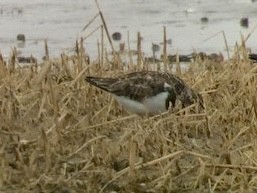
[
  {"x1": 249, "y1": 54, "x2": 257, "y2": 62},
  {"x1": 85, "y1": 71, "x2": 204, "y2": 115}
]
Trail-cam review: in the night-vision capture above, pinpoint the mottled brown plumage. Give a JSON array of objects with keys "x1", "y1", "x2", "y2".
[
  {"x1": 249, "y1": 54, "x2": 257, "y2": 62},
  {"x1": 85, "y1": 71, "x2": 203, "y2": 114}
]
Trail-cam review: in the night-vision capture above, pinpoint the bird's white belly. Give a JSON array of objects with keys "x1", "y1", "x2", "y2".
[{"x1": 114, "y1": 92, "x2": 169, "y2": 115}]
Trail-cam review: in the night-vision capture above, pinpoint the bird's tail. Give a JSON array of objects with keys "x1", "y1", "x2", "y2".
[{"x1": 85, "y1": 76, "x2": 116, "y2": 93}]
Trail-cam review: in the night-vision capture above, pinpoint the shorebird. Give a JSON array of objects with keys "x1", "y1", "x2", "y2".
[
  {"x1": 112, "y1": 32, "x2": 122, "y2": 41},
  {"x1": 85, "y1": 71, "x2": 204, "y2": 115},
  {"x1": 249, "y1": 54, "x2": 257, "y2": 62}
]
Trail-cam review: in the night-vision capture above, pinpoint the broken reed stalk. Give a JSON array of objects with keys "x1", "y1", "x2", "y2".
[
  {"x1": 129, "y1": 140, "x2": 137, "y2": 176},
  {"x1": 9, "y1": 48, "x2": 16, "y2": 74},
  {"x1": 222, "y1": 31, "x2": 230, "y2": 60},
  {"x1": 176, "y1": 51, "x2": 181, "y2": 75},
  {"x1": 205, "y1": 163, "x2": 257, "y2": 171},
  {"x1": 242, "y1": 23, "x2": 257, "y2": 45},
  {"x1": 61, "y1": 53, "x2": 73, "y2": 78},
  {"x1": 69, "y1": 64, "x2": 91, "y2": 87},
  {"x1": 44, "y1": 39, "x2": 49, "y2": 61},
  {"x1": 81, "y1": 12, "x2": 99, "y2": 32},
  {"x1": 35, "y1": 60, "x2": 51, "y2": 86},
  {"x1": 101, "y1": 25, "x2": 104, "y2": 69},
  {"x1": 68, "y1": 135, "x2": 106, "y2": 157},
  {"x1": 127, "y1": 31, "x2": 134, "y2": 68},
  {"x1": 163, "y1": 26, "x2": 168, "y2": 71},
  {"x1": 48, "y1": 74, "x2": 60, "y2": 124},
  {"x1": 94, "y1": 0, "x2": 119, "y2": 69},
  {"x1": 0, "y1": 51, "x2": 3, "y2": 63},
  {"x1": 97, "y1": 39, "x2": 101, "y2": 69},
  {"x1": 83, "y1": 25, "x2": 101, "y2": 40},
  {"x1": 252, "y1": 96, "x2": 257, "y2": 119},
  {"x1": 137, "y1": 32, "x2": 142, "y2": 70},
  {"x1": 76, "y1": 114, "x2": 137, "y2": 131},
  {"x1": 0, "y1": 51, "x2": 7, "y2": 75},
  {"x1": 43, "y1": 41, "x2": 61, "y2": 136},
  {"x1": 202, "y1": 30, "x2": 230, "y2": 59},
  {"x1": 77, "y1": 38, "x2": 84, "y2": 73},
  {"x1": 34, "y1": 40, "x2": 52, "y2": 85},
  {"x1": 75, "y1": 39, "x2": 79, "y2": 56}
]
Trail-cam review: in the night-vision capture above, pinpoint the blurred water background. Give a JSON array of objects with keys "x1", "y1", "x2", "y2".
[{"x1": 0, "y1": 0, "x2": 257, "y2": 61}]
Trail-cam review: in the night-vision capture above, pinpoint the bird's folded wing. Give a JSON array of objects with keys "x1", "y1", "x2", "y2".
[{"x1": 110, "y1": 77, "x2": 166, "y2": 101}]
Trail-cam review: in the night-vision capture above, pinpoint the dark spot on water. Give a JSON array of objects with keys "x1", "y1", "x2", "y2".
[
  {"x1": 17, "y1": 34, "x2": 26, "y2": 41},
  {"x1": 240, "y1": 17, "x2": 249, "y2": 28},
  {"x1": 201, "y1": 17, "x2": 209, "y2": 23},
  {"x1": 112, "y1": 32, "x2": 122, "y2": 41},
  {"x1": 152, "y1": 43, "x2": 160, "y2": 52}
]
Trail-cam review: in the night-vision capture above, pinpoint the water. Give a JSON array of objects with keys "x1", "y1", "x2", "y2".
[{"x1": 1, "y1": 0, "x2": 257, "y2": 61}]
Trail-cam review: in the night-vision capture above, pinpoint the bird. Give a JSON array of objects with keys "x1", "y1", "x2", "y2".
[
  {"x1": 152, "y1": 43, "x2": 160, "y2": 52},
  {"x1": 112, "y1": 32, "x2": 122, "y2": 41},
  {"x1": 249, "y1": 54, "x2": 257, "y2": 62},
  {"x1": 85, "y1": 71, "x2": 204, "y2": 115}
]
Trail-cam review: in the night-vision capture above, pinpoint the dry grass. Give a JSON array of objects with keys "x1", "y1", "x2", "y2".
[{"x1": 1, "y1": 41, "x2": 257, "y2": 193}]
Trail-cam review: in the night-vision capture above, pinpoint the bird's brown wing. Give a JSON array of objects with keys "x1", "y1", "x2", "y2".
[
  {"x1": 110, "y1": 75, "x2": 166, "y2": 101},
  {"x1": 86, "y1": 72, "x2": 168, "y2": 101}
]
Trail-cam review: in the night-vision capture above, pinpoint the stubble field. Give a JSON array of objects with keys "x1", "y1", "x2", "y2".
[{"x1": 1, "y1": 41, "x2": 257, "y2": 193}]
